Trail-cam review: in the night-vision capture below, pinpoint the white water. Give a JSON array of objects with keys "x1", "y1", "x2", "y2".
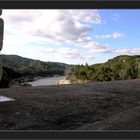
[
  {"x1": 28, "y1": 76, "x2": 66, "y2": 87},
  {"x1": 0, "y1": 96, "x2": 15, "y2": 102}
]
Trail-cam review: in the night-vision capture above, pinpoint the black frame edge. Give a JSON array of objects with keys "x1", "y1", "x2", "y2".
[
  {"x1": 0, "y1": 131, "x2": 140, "y2": 139},
  {"x1": 0, "y1": 1, "x2": 140, "y2": 9}
]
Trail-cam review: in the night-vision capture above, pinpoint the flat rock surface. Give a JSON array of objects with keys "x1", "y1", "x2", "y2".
[{"x1": 0, "y1": 79, "x2": 140, "y2": 130}]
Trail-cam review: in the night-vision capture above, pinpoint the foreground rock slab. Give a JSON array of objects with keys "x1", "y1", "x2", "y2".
[{"x1": 0, "y1": 79, "x2": 140, "y2": 130}]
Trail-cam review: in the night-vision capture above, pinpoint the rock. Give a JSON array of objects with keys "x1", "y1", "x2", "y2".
[{"x1": 56, "y1": 80, "x2": 71, "y2": 85}]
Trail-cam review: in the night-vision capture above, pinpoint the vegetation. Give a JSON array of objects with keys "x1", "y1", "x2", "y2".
[
  {"x1": 0, "y1": 55, "x2": 68, "y2": 77},
  {"x1": 0, "y1": 55, "x2": 69, "y2": 87},
  {"x1": 68, "y1": 55, "x2": 140, "y2": 83},
  {"x1": 0, "y1": 66, "x2": 22, "y2": 88},
  {"x1": 1, "y1": 54, "x2": 140, "y2": 87}
]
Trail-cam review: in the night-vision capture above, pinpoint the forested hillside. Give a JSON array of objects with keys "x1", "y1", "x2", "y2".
[
  {"x1": 68, "y1": 55, "x2": 140, "y2": 83},
  {"x1": 0, "y1": 55, "x2": 69, "y2": 87},
  {"x1": 1, "y1": 54, "x2": 140, "y2": 87},
  {"x1": 0, "y1": 55, "x2": 68, "y2": 77}
]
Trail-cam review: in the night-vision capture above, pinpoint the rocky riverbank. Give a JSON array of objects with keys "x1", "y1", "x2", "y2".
[{"x1": 0, "y1": 79, "x2": 140, "y2": 130}]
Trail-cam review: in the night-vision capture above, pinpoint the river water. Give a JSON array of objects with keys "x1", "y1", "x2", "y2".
[{"x1": 28, "y1": 76, "x2": 66, "y2": 87}]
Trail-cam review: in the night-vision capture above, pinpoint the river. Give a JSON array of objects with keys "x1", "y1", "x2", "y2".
[{"x1": 28, "y1": 76, "x2": 66, "y2": 87}]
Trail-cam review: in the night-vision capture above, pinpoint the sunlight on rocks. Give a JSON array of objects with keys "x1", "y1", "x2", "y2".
[{"x1": 0, "y1": 96, "x2": 15, "y2": 102}]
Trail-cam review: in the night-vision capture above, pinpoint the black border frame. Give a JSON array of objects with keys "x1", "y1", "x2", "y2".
[
  {"x1": 1, "y1": 131, "x2": 140, "y2": 139},
  {"x1": 1, "y1": 0, "x2": 140, "y2": 139},
  {"x1": 0, "y1": 0, "x2": 140, "y2": 9}
]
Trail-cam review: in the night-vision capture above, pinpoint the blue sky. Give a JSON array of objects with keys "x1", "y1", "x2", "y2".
[
  {"x1": 98, "y1": 10, "x2": 140, "y2": 49},
  {"x1": 1, "y1": 10, "x2": 140, "y2": 65}
]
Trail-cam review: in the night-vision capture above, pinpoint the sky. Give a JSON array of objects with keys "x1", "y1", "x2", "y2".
[{"x1": 1, "y1": 9, "x2": 140, "y2": 65}]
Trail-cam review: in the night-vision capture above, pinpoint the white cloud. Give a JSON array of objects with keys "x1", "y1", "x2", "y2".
[
  {"x1": 57, "y1": 47, "x2": 84, "y2": 60},
  {"x1": 131, "y1": 48, "x2": 140, "y2": 55},
  {"x1": 2, "y1": 10, "x2": 134, "y2": 65},
  {"x1": 1, "y1": 10, "x2": 110, "y2": 62},
  {"x1": 69, "y1": 10, "x2": 102, "y2": 24},
  {"x1": 95, "y1": 32, "x2": 125, "y2": 39},
  {"x1": 2, "y1": 10, "x2": 101, "y2": 47},
  {"x1": 113, "y1": 49, "x2": 131, "y2": 55},
  {"x1": 113, "y1": 48, "x2": 140, "y2": 55},
  {"x1": 112, "y1": 32, "x2": 125, "y2": 38},
  {"x1": 82, "y1": 41, "x2": 111, "y2": 53}
]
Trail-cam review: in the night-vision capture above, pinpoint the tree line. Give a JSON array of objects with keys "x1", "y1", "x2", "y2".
[{"x1": 68, "y1": 55, "x2": 140, "y2": 83}]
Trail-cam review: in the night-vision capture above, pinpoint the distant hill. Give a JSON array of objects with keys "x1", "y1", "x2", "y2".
[
  {"x1": 0, "y1": 54, "x2": 70, "y2": 87},
  {"x1": 68, "y1": 55, "x2": 140, "y2": 83},
  {"x1": 0, "y1": 54, "x2": 69, "y2": 77}
]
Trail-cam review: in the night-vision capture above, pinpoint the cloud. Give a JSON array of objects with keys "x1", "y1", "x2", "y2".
[
  {"x1": 2, "y1": 10, "x2": 101, "y2": 46},
  {"x1": 0, "y1": 9, "x2": 104, "y2": 64},
  {"x1": 131, "y1": 48, "x2": 140, "y2": 55},
  {"x1": 112, "y1": 32, "x2": 125, "y2": 38},
  {"x1": 33, "y1": 47, "x2": 56, "y2": 53},
  {"x1": 113, "y1": 48, "x2": 140, "y2": 55},
  {"x1": 113, "y1": 49, "x2": 131, "y2": 55},
  {"x1": 57, "y1": 47, "x2": 84, "y2": 60},
  {"x1": 95, "y1": 32, "x2": 125, "y2": 39},
  {"x1": 2, "y1": 10, "x2": 133, "y2": 65},
  {"x1": 81, "y1": 41, "x2": 111, "y2": 53},
  {"x1": 69, "y1": 10, "x2": 102, "y2": 24}
]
